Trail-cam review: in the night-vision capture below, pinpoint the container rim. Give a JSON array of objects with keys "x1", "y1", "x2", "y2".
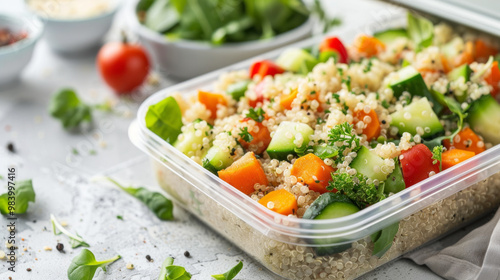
[{"x1": 131, "y1": 13, "x2": 500, "y2": 243}]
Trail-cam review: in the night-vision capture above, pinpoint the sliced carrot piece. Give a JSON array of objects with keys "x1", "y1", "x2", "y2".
[
  {"x1": 218, "y1": 152, "x2": 268, "y2": 195},
  {"x1": 443, "y1": 127, "x2": 486, "y2": 155},
  {"x1": 198, "y1": 90, "x2": 227, "y2": 119},
  {"x1": 485, "y1": 61, "x2": 500, "y2": 98},
  {"x1": 475, "y1": 40, "x2": 497, "y2": 62},
  {"x1": 290, "y1": 153, "x2": 336, "y2": 194},
  {"x1": 238, "y1": 121, "x2": 271, "y2": 155},
  {"x1": 441, "y1": 54, "x2": 451, "y2": 73},
  {"x1": 280, "y1": 88, "x2": 298, "y2": 110},
  {"x1": 354, "y1": 109, "x2": 381, "y2": 141},
  {"x1": 353, "y1": 35, "x2": 386, "y2": 58},
  {"x1": 454, "y1": 41, "x2": 475, "y2": 68},
  {"x1": 441, "y1": 149, "x2": 475, "y2": 170},
  {"x1": 258, "y1": 189, "x2": 298, "y2": 215}
]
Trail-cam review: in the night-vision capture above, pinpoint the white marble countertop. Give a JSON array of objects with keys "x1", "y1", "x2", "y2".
[{"x1": 0, "y1": 0, "x2": 472, "y2": 279}]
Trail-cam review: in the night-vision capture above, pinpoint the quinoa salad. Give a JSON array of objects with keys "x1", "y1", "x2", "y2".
[{"x1": 145, "y1": 13, "x2": 500, "y2": 258}]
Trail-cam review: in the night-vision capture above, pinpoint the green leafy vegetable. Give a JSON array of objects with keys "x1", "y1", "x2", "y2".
[
  {"x1": 407, "y1": 13, "x2": 434, "y2": 51},
  {"x1": 107, "y1": 178, "x2": 174, "y2": 221},
  {"x1": 432, "y1": 145, "x2": 444, "y2": 171},
  {"x1": 140, "y1": 0, "x2": 311, "y2": 45},
  {"x1": 371, "y1": 222, "x2": 399, "y2": 258},
  {"x1": 146, "y1": 96, "x2": 183, "y2": 144},
  {"x1": 49, "y1": 89, "x2": 92, "y2": 129},
  {"x1": 312, "y1": 144, "x2": 339, "y2": 160},
  {"x1": 238, "y1": 127, "x2": 254, "y2": 143},
  {"x1": 327, "y1": 172, "x2": 385, "y2": 209},
  {"x1": 158, "y1": 257, "x2": 192, "y2": 280},
  {"x1": 212, "y1": 261, "x2": 243, "y2": 280},
  {"x1": 245, "y1": 107, "x2": 265, "y2": 123},
  {"x1": 0, "y1": 179, "x2": 35, "y2": 215},
  {"x1": 51, "y1": 214, "x2": 90, "y2": 248},
  {"x1": 67, "y1": 249, "x2": 121, "y2": 280}
]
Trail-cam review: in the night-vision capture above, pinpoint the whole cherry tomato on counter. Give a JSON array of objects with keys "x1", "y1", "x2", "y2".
[{"x1": 97, "y1": 37, "x2": 150, "y2": 94}]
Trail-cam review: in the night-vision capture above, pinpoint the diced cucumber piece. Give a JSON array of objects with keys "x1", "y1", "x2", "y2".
[
  {"x1": 266, "y1": 121, "x2": 314, "y2": 161},
  {"x1": 468, "y1": 94, "x2": 500, "y2": 145},
  {"x1": 226, "y1": 80, "x2": 250, "y2": 101},
  {"x1": 447, "y1": 64, "x2": 472, "y2": 102},
  {"x1": 374, "y1": 28, "x2": 408, "y2": 44},
  {"x1": 319, "y1": 50, "x2": 339, "y2": 63},
  {"x1": 390, "y1": 97, "x2": 444, "y2": 138},
  {"x1": 389, "y1": 66, "x2": 443, "y2": 113},
  {"x1": 276, "y1": 48, "x2": 318, "y2": 75},
  {"x1": 350, "y1": 146, "x2": 389, "y2": 182},
  {"x1": 303, "y1": 193, "x2": 360, "y2": 256},
  {"x1": 173, "y1": 119, "x2": 206, "y2": 155},
  {"x1": 202, "y1": 146, "x2": 234, "y2": 174},
  {"x1": 384, "y1": 159, "x2": 405, "y2": 194}
]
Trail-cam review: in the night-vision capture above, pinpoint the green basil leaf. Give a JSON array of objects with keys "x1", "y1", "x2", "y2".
[
  {"x1": 313, "y1": 145, "x2": 339, "y2": 160},
  {"x1": 372, "y1": 222, "x2": 399, "y2": 258},
  {"x1": 49, "y1": 89, "x2": 92, "y2": 129},
  {"x1": 0, "y1": 179, "x2": 35, "y2": 215},
  {"x1": 146, "y1": 96, "x2": 183, "y2": 144},
  {"x1": 108, "y1": 178, "x2": 174, "y2": 221},
  {"x1": 407, "y1": 13, "x2": 434, "y2": 50},
  {"x1": 158, "y1": 257, "x2": 192, "y2": 280},
  {"x1": 67, "y1": 249, "x2": 120, "y2": 280},
  {"x1": 211, "y1": 261, "x2": 243, "y2": 280},
  {"x1": 212, "y1": 16, "x2": 254, "y2": 45},
  {"x1": 159, "y1": 257, "x2": 175, "y2": 280}
]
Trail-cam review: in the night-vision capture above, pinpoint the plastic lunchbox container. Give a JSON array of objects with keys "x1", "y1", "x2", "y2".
[{"x1": 129, "y1": 13, "x2": 500, "y2": 280}]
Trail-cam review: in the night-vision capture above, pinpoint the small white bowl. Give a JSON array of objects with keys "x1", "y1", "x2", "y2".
[
  {"x1": 0, "y1": 13, "x2": 43, "y2": 86},
  {"x1": 127, "y1": 0, "x2": 314, "y2": 79},
  {"x1": 25, "y1": 0, "x2": 120, "y2": 54}
]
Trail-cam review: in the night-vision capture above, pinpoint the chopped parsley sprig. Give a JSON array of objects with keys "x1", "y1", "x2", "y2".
[
  {"x1": 432, "y1": 145, "x2": 444, "y2": 171},
  {"x1": 327, "y1": 172, "x2": 385, "y2": 209},
  {"x1": 328, "y1": 122, "x2": 361, "y2": 164},
  {"x1": 245, "y1": 108, "x2": 265, "y2": 123},
  {"x1": 238, "y1": 127, "x2": 253, "y2": 143}
]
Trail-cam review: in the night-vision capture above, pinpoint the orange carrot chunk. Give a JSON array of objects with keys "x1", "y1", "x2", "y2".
[
  {"x1": 443, "y1": 127, "x2": 486, "y2": 155},
  {"x1": 441, "y1": 149, "x2": 475, "y2": 170},
  {"x1": 354, "y1": 109, "x2": 381, "y2": 141},
  {"x1": 280, "y1": 88, "x2": 298, "y2": 110},
  {"x1": 218, "y1": 152, "x2": 268, "y2": 195},
  {"x1": 258, "y1": 189, "x2": 298, "y2": 215},
  {"x1": 198, "y1": 90, "x2": 227, "y2": 119},
  {"x1": 454, "y1": 41, "x2": 475, "y2": 68},
  {"x1": 290, "y1": 153, "x2": 336, "y2": 194},
  {"x1": 354, "y1": 35, "x2": 385, "y2": 58},
  {"x1": 238, "y1": 121, "x2": 271, "y2": 155}
]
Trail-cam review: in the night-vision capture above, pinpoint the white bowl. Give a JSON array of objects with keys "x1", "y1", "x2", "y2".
[
  {"x1": 25, "y1": 0, "x2": 120, "y2": 54},
  {"x1": 127, "y1": 0, "x2": 314, "y2": 79},
  {"x1": 0, "y1": 13, "x2": 43, "y2": 86}
]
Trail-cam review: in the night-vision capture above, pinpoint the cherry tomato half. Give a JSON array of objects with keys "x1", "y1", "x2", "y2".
[
  {"x1": 319, "y1": 37, "x2": 349, "y2": 64},
  {"x1": 400, "y1": 144, "x2": 440, "y2": 188}
]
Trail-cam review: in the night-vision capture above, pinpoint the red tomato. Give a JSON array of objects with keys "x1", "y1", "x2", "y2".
[
  {"x1": 319, "y1": 37, "x2": 349, "y2": 64},
  {"x1": 97, "y1": 42, "x2": 150, "y2": 94},
  {"x1": 400, "y1": 144, "x2": 440, "y2": 188},
  {"x1": 485, "y1": 61, "x2": 500, "y2": 98},
  {"x1": 249, "y1": 60, "x2": 284, "y2": 79}
]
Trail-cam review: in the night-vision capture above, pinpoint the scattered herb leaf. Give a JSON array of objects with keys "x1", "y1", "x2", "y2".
[
  {"x1": 0, "y1": 179, "x2": 35, "y2": 215},
  {"x1": 49, "y1": 89, "x2": 92, "y2": 129},
  {"x1": 107, "y1": 178, "x2": 174, "y2": 221},
  {"x1": 67, "y1": 249, "x2": 120, "y2": 280},
  {"x1": 51, "y1": 214, "x2": 90, "y2": 248},
  {"x1": 158, "y1": 257, "x2": 192, "y2": 280},
  {"x1": 212, "y1": 261, "x2": 243, "y2": 280}
]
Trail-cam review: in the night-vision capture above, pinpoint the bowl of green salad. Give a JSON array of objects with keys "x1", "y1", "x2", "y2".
[{"x1": 128, "y1": 0, "x2": 315, "y2": 79}]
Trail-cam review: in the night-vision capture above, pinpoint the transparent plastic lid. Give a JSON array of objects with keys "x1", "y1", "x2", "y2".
[{"x1": 130, "y1": 15, "x2": 500, "y2": 247}]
